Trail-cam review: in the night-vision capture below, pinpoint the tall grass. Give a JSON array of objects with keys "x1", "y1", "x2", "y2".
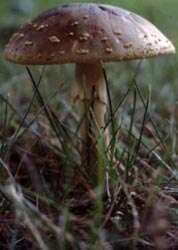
[{"x1": 0, "y1": 62, "x2": 178, "y2": 249}]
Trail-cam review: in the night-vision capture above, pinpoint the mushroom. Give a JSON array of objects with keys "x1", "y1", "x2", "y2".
[{"x1": 4, "y1": 3, "x2": 175, "y2": 185}]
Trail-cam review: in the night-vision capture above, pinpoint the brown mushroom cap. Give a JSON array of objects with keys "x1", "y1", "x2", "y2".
[{"x1": 4, "y1": 3, "x2": 175, "y2": 65}]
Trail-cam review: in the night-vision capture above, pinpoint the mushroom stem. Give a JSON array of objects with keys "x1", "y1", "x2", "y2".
[{"x1": 73, "y1": 62, "x2": 108, "y2": 184}]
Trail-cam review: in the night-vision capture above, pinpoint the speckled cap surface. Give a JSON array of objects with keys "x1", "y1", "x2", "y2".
[{"x1": 4, "y1": 3, "x2": 175, "y2": 65}]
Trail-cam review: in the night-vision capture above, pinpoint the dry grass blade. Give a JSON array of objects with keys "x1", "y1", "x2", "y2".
[{"x1": 0, "y1": 182, "x2": 73, "y2": 250}]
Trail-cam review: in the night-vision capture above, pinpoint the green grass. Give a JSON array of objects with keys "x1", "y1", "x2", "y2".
[{"x1": 0, "y1": 63, "x2": 178, "y2": 249}]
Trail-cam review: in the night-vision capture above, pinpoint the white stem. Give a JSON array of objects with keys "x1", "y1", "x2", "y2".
[{"x1": 71, "y1": 62, "x2": 109, "y2": 183}]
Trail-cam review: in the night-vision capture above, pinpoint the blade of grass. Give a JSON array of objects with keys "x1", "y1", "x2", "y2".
[
  {"x1": 26, "y1": 67, "x2": 69, "y2": 156},
  {"x1": 125, "y1": 87, "x2": 137, "y2": 182},
  {"x1": 130, "y1": 93, "x2": 150, "y2": 166},
  {"x1": 134, "y1": 80, "x2": 177, "y2": 169}
]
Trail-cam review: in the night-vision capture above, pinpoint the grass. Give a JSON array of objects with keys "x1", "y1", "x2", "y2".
[{"x1": 0, "y1": 61, "x2": 178, "y2": 249}]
